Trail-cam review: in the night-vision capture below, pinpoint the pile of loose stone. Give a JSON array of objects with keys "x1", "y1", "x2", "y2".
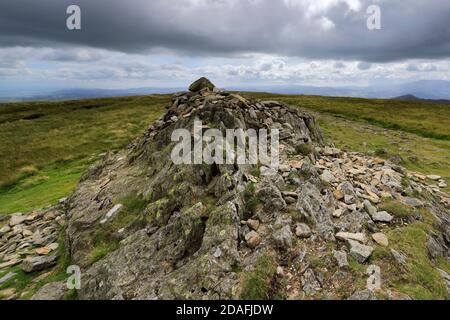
[
  {"x1": 238, "y1": 142, "x2": 450, "y2": 299},
  {"x1": 0, "y1": 200, "x2": 67, "y2": 299}
]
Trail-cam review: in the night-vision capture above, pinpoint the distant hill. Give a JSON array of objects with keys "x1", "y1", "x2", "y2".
[
  {"x1": 394, "y1": 94, "x2": 450, "y2": 104},
  {"x1": 1, "y1": 79, "x2": 449, "y2": 102}
]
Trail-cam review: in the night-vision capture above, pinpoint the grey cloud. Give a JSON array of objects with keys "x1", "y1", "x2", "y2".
[
  {"x1": 357, "y1": 62, "x2": 372, "y2": 70},
  {"x1": 42, "y1": 48, "x2": 108, "y2": 62},
  {"x1": 334, "y1": 62, "x2": 346, "y2": 69},
  {"x1": 0, "y1": 0, "x2": 450, "y2": 63}
]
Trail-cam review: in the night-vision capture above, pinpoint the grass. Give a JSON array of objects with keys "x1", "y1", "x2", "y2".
[
  {"x1": 388, "y1": 224, "x2": 448, "y2": 300},
  {"x1": 240, "y1": 254, "x2": 277, "y2": 300},
  {"x1": 295, "y1": 143, "x2": 313, "y2": 156},
  {"x1": 368, "y1": 220, "x2": 448, "y2": 300},
  {"x1": 243, "y1": 183, "x2": 262, "y2": 217},
  {"x1": 378, "y1": 200, "x2": 414, "y2": 219},
  {"x1": 0, "y1": 95, "x2": 168, "y2": 214},
  {"x1": 0, "y1": 158, "x2": 90, "y2": 214}
]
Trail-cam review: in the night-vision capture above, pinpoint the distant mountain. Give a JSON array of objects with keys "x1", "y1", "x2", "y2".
[
  {"x1": 1, "y1": 80, "x2": 449, "y2": 102},
  {"x1": 29, "y1": 87, "x2": 183, "y2": 101},
  {"x1": 232, "y1": 80, "x2": 450, "y2": 100},
  {"x1": 394, "y1": 93, "x2": 450, "y2": 104},
  {"x1": 0, "y1": 87, "x2": 183, "y2": 102}
]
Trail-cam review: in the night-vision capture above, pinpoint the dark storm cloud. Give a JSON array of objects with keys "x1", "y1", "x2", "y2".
[{"x1": 1, "y1": 0, "x2": 450, "y2": 62}]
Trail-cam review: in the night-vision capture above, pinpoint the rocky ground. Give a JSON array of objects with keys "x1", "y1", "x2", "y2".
[{"x1": 0, "y1": 78, "x2": 449, "y2": 300}]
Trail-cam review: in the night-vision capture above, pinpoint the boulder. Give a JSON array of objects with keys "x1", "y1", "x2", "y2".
[
  {"x1": 246, "y1": 219, "x2": 260, "y2": 231},
  {"x1": 348, "y1": 289, "x2": 377, "y2": 300},
  {"x1": 189, "y1": 77, "x2": 215, "y2": 92},
  {"x1": 31, "y1": 281, "x2": 67, "y2": 300},
  {"x1": 372, "y1": 233, "x2": 389, "y2": 247},
  {"x1": 333, "y1": 250, "x2": 349, "y2": 268},
  {"x1": 372, "y1": 211, "x2": 393, "y2": 223},
  {"x1": 9, "y1": 214, "x2": 26, "y2": 226},
  {"x1": 245, "y1": 231, "x2": 261, "y2": 249},
  {"x1": 336, "y1": 232, "x2": 367, "y2": 243},
  {"x1": 348, "y1": 240, "x2": 373, "y2": 263},
  {"x1": 295, "y1": 223, "x2": 312, "y2": 238},
  {"x1": 21, "y1": 255, "x2": 57, "y2": 273},
  {"x1": 0, "y1": 272, "x2": 16, "y2": 285}
]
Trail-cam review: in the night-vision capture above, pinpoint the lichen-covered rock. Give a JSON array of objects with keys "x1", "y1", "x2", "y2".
[
  {"x1": 56, "y1": 81, "x2": 450, "y2": 301},
  {"x1": 189, "y1": 77, "x2": 216, "y2": 92},
  {"x1": 31, "y1": 281, "x2": 67, "y2": 300}
]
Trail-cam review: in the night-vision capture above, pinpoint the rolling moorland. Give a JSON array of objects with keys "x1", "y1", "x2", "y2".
[{"x1": 0, "y1": 90, "x2": 449, "y2": 300}]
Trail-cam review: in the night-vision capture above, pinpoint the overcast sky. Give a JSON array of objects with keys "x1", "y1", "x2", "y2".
[{"x1": 1, "y1": 0, "x2": 450, "y2": 90}]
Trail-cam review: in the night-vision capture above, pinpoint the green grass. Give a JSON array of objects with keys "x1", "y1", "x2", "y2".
[
  {"x1": 0, "y1": 95, "x2": 168, "y2": 214},
  {"x1": 244, "y1": 93, "x2": 450, "y2": 140},
  {"x1": 388, "y1": 224, "x2": 448, "y2": 300},
  {"x1": 243, "y1": 182, "x2": 262, "y2": 217},
  {"x1": 295, "y1": 143, "x2": 313, "y2": 156},
  {"x1": 378, "y1": 200, "x2": 414, "y2": 219},
  {"x1": 240, "y1": 254, "x2": 277, "y2": 300}
]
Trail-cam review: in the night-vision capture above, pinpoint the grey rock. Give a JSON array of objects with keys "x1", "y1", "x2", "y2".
[
  {"x1": 336, "y1": 232, "x2": 367, "y2": 243},
  {"x1": 189, "y1": 77, "x2": 215, "y2": 92},
  {"x1": 333, "y1": 250, "x2": 349, "y2": 268},
  {"x1": 273, "y1": 217, "x2": 293, "y2": 249},
  {"x1": 256, "y1": 183, "x2": 287, "y2": 213},
  {"x1": 403, "y1": 197, "x2": 423, "y2": 208},
  {"x1": 21, "y1": 255, "x2": 58, "y2": 273},
  {"x1": 295, "y1": 182, "x2": 335, "y2": 240},
  {"x1": 0, "y1": 271, "x2": 16, "y2": 285},
  {"x1": 372, "y1": 211, "x2": 393, "y2": 223},
  {"x1": 295, "y1": 223, "x2": 312, "y2": 238},
  {"x1": 391, "y1": 249, "x2": 407, "y2": 265},
  {"x1": 302, "y1": 269, "x2": 322, "y2": 295},
  {"x1": 363, "y1": 200, "x2": 377, "y2": 216},
  {"x1": 9, "y1": 214, "x2": 26, "y2": 226},
  {"x1": 0, "y1": 225, "x2": 11, "y2": 237},
  {"x1": 320, "y1": 170, "x2": 336, "y2": 184},
  {"x1": 100, "y1": 204, "x2": 123, "y2": 224},
  {"x1": 348, "y1": 289, "x2": 377, "y2": 300},
  {"x1": 213, "y1": 247, "x2": 222, "y2": 258},
  {"x1": 31, "y1": 281, "x2": 67, "y2": 300},
  {"x1": 348, "y1": 240, "x2": 373, "y2": 263},
  {"x1": 426, "y1": 235, "x2": 446, "y2": 259}
]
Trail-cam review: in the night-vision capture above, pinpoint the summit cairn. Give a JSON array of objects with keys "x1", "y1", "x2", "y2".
[{"x1": 188, "y1": 77, "x2": 216, "y2": 92}]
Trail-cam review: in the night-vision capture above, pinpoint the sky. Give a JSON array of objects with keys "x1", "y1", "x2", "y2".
[{"x1": 1, "y1": 0, "x2": 450, "y2": 91}]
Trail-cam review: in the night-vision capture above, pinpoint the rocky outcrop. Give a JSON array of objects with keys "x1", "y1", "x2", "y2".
[
  {"x1": 64, "y1": 79, "x2": 324, "y2": 300},
  {"x1": 62, "y1": 79, "x2": 449, "y2": 300},
  {"x1": 1, "y1": 78, "x2": 449, "y2": 300}
]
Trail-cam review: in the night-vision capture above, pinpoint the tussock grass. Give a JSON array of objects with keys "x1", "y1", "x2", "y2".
[
  {"x1": 240, "y1": 254, "x2": 277, "y2": 300},
  {"x1": 0, "y1": 95, "x2": 168, "y2": 214}
]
